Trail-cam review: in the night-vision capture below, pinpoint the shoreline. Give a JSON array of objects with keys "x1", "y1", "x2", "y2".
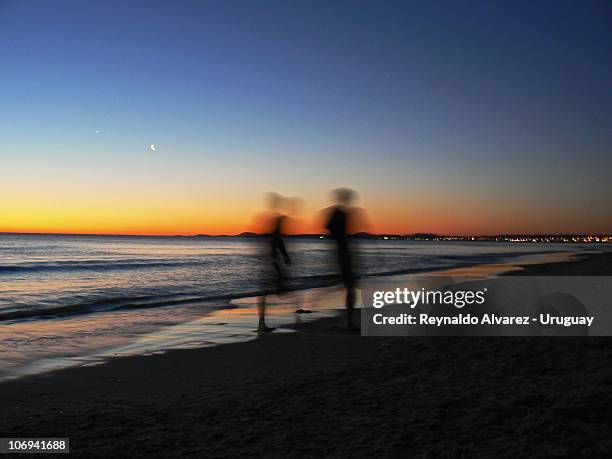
[
  {"x1": 0, "y1": 249, "x2": 584, "y2": 383},
  {"x1": 504, "y1": 250, "x2": 612, "y2": 276},
  {"x1": 1, "y1": 251, "x2": 611, "y2": 456},
  {"x1": 0, "y1": 246, "x2": 579, "y2": 323}
]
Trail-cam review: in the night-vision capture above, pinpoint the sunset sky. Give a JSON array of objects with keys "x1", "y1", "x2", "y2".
[{"x1": 1, "y1": 0, "x2": 611, "y2": 235}]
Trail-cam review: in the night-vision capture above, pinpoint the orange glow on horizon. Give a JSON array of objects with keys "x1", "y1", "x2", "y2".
[
  {"x1": 2, "y1": 213, "x2": 609, "y2": 237},
  {"x1": 2, "y1": 192, "x2": 611, "y2": 236}
]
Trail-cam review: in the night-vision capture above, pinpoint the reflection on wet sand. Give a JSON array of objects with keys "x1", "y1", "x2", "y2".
[{"x1": 0, "y1": 288, "x2": 341, "y2": 383}]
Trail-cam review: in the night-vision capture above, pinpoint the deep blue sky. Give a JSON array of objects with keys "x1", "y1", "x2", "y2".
[{"x1": 1, "y1": 0, "x2": 611, "y2": 234}]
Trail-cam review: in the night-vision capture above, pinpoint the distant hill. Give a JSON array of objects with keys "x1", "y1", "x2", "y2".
[{"x1": 235, "y1": 232, "x2": 261, "y2": 238}]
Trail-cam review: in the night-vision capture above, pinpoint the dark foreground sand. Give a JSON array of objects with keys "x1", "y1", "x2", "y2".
[{"x1": 1, "y1": 252, "x2": 612, "y2": 457}]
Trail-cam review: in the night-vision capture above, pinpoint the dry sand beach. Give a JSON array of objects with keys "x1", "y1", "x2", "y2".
[{"x1": 1, "y1": 252, "x2": 612, "y2": 457}]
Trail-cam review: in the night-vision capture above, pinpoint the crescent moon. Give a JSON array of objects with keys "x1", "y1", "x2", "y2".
[{"x1": 149, "y1": 144, "x2": 158, "y2": 151}]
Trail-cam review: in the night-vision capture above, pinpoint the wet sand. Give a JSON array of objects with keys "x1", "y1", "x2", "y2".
[{"x1": 1, "y1": 251, "x2": 611, "y2": 457}]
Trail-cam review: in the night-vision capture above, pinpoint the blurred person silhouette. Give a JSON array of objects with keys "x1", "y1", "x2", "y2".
[
  {"x1": 256, "y1": 192, "x2": 292, "y2": 332},
  {"x1": 322, "y1": 188, "x2": 369, "y2": 330}
]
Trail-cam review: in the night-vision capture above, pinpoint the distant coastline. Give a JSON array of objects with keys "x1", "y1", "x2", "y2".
[{"x1": 0, "y1": 231, "x2": 610, "y2": 243}]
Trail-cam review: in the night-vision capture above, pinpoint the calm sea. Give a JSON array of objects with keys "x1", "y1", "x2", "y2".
[{"x1": 0, "y1": 233, "x2": 587, "y2": 321}]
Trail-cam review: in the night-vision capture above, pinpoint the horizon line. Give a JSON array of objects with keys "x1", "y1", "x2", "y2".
[{"x1": 1, "y1": 231, "x2": 610, "y2": 239}]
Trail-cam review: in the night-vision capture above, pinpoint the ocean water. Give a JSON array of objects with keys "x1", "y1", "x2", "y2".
[
  {"x1": 0, "y1": 233, "x2": 597, "y2": 381},
  {"x1": 0, "y1": 233, "x2": 584, "y2": 321}
]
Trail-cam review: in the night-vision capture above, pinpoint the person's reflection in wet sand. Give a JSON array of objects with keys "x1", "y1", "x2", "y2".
[
  {"x1": 257, "y1": 192, "x2": 292, "y2": 332},
  {"x1": 322, "y1": 188, "x2": 368, "y2": 330}
]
